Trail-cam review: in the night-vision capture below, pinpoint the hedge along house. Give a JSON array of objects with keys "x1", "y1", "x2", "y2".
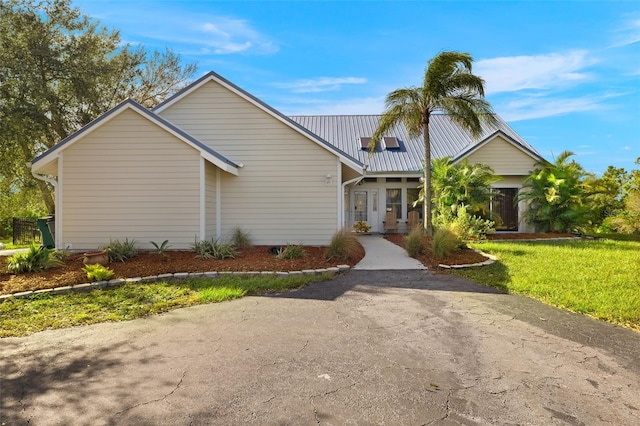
[{"x1": 31, "y1": 71, "x2": 543, "y2": 251}]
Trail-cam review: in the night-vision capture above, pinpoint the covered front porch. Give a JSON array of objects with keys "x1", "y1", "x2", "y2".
[{"x1": 342, "y1": 175, "x2": 523, "y2": 233}]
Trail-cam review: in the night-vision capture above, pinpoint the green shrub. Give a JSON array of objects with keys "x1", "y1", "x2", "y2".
[
  {"x1": 192, "y1": 238, "x2": 238, "y2": 259},
  {"x1": 6, "y1": 243, "x2": 63, "y2": 274},
  {"x1": 230, "y1": 227, "x2": 252, "y2": 249},
  {"x1": 82, "y1": 264, "x2": 115, "y2": 282},
  {"x1": 432, "y1": 228, "x2": 460, "y2": 259},
  {"x1": 436, "y1": 204, "x2": 495, "y2": 242},
  {"x1": 324, "y1": 229, "x2": 361, "y2": 261},
  {"x1": 100, "y1": 238, "x2": 139, "y2": 262},
  {"x1": 276, "y1": 244, "x2": 307, "y2": 260},
  {"x1": 353, "y1": 221, "x2": 372, "y2": 233},
  {"x1": 404, "y1": 227, "x2": 425, "y2": 257}
]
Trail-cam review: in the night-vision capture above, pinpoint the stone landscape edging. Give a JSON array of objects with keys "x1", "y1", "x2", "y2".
[
  {"x1": 437, "y1": 249, "x2": 498, "y2": 269},
  {"x1": 0, "y1": 265, "x2": 352, "y2": 303}
]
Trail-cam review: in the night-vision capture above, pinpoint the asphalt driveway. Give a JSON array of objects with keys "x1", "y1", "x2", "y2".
[{"x1": 2, "y1": 270, "x2": 639, "y2": 425}]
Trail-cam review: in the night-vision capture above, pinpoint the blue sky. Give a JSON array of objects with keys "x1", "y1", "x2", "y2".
[{"x1": 76, "y1": 0, "x2": 639, "y2": 175}]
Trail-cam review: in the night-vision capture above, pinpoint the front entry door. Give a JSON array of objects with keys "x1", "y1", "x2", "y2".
[{"x1": 353, "y1": 189, "x2": 379, "y2": 232}]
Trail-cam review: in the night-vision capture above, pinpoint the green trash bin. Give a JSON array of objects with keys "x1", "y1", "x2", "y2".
[{"x1": 37, "y1": 218, "x2": 55, "y2": 249}]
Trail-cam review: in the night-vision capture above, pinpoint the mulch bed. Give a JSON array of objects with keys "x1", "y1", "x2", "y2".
[
  {"x1": 384, "y1": 235, "x2": 488, "y2": 271},
  {"x1": 0, "y1": 245, "x2": 365, "y2": 296},
  {"x1": 0, "y1": 233, "x2": 577, "y2": 296}
]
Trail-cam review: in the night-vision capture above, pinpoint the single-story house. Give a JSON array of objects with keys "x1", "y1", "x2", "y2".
[{"x1": 31, "y1": 71, "x2": 544, "y2": 250}]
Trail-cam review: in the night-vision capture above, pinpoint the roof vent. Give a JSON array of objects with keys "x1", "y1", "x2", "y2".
[{"x1": 383, "y1": 137, "x2": 400, "y2": 149}]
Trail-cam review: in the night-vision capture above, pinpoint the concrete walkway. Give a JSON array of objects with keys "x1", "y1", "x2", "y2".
[
  {"x1": 354, "y1": 234, "x2": 426, "y2": 270},
  {"x1": 0, "y1": 248, "x2": 28, "y2": 257}
]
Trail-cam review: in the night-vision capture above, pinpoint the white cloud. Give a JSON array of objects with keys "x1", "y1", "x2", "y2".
[
  {"x1": 273, "y1": 77, "x2": 367, "y2": 93},
  {"x1": 476, "y1": 51, "x2": 595, "y2": 94},
  {"x1": 496, "y1": 94, "x2": 608, "y2": 122},
  {"x1": 277, "y1": 96, "x2": 385, "y2": 115},
  {"x1": 610, "y1": 15, "x2": 640, "y2": 48},
  {"x1": 118, "y1": 11, "x2": 278, "y2": 55},
  {"x1": 193, "y1": 17, "x2": 278, "y2": 55}
]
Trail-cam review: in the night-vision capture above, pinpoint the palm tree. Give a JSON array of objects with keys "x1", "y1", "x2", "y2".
[
  {"x1": 517, "y1": 150, "x2": 591, "y2": 232},
  {"x1": 371, "y1": 51, "x2": 497, "y2": 235}
]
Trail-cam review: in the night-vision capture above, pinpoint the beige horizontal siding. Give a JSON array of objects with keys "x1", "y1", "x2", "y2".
[
  {"x1": 61, "y1": 108, "x2": 201, "y2": 251},
  {"x1": 160, "y1": 81, "x2": 339, "y2": 245},
  {"x1": 465, "y1": 136, "x2": 538, "y2": 176}
]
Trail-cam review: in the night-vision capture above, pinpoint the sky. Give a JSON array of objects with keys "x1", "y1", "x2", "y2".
[{"x1": 75, "y1": 0, "x2": 640, "y2": 175}]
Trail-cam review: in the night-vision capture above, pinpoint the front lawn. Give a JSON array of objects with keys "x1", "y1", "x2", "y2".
[
  {"x1": 0, "y1": 274, "x2": 330, "y2": 337},
  {"x1": 451, "y1": 238, "x2": 640, "y2": 331}
]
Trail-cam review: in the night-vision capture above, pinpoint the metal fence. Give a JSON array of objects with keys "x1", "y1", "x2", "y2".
[{"x1": 12, "y1": 218, "x2": 41, "y2": 246}]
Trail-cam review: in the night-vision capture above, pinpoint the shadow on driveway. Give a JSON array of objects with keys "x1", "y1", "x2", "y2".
[{"x1": 268, "y1": 269, "x2": 506, "y2": 302}]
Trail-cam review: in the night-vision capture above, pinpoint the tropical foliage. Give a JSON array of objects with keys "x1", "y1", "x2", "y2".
[
  {"x1": 370, "y1": 51, "x2": 497, "y2": 235},
  {"x1": 517, "y1": 151, "x2": 592, "y2": 233},
  {"x1": 441, "y1": 204, "x2": 496, "y2": 241},
  {"x1": 5, "y1": 243, "x2": 63, "y2": 273},
  {"x1": 429, "y1": 157, "x2": 502, "y2": 220}
]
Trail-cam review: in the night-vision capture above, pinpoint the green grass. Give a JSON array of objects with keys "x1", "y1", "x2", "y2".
[
  {"x1": 0, "y1": 274, "x2": 330, "y2": 337},
  {"x1": 451, "y1": 239, "x2": 640, "y2": 330},
  {"x1": 0, "y1": 238, "x2": 30, "y2": 250}
]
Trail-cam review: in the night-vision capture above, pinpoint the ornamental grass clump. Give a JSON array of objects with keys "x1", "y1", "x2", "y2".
[
  {"x1": 404, "y1": 227, "x2": 425, "y2": 258},
  {"x1": 324, "y1": 229, "x2": 361, "y2": 261},
  {"x1": 100, "y1": 238, "x2": 139, "y2": 262},
  {"x1": 276, "y1": 244, "x2": 307, "y2": 260},
  {"x1": 432, "y1": 227, "x2": 460, "y2": 259},
  {"x1": 192, "y1": 238, "x2": 237, "y2": 259},
  {"x1": 230, "y1": 227, "x2": 253, "y2": 249}
]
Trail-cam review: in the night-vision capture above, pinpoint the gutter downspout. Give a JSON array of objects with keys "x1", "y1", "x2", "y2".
[{"x1": 29, "y1": 163, "x2": 59, "y2": 247}]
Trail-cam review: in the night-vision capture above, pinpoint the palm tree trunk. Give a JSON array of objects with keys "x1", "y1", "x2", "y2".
[{"x1": 423, "y1": 116, "x2": 433, "y2": 236}]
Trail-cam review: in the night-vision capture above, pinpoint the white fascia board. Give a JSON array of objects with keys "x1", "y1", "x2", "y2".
[
  {"x1": 453, "y1": 131, "x2": 545, "y2": 164},
  {"x1": 201, "y1": 153, "x2": 239, "y2": 176}
]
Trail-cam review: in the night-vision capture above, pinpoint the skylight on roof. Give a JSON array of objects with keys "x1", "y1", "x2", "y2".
[
  {"x1": 383, "y1": 137, "x2": 400, "y2": 149},
  {"x1": 360, "y1": 137, "x2": 373, "y2": 150}
]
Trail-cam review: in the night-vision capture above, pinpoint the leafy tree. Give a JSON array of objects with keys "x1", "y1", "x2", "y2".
[
  {"x1": 517, "y1": 151, "x2": 591, "y2": 233},
  {"x1": 608, "y1": 157, "x2": 640, "y2": 234},
  {"x1": 583, "y1": 165, "x2": 630, "y2": 229},
  {"x1": 430, "y1": 157, "x2": 502, "y2": 220},
  {"x1": 370, "y1": 51, "x2": 497, "y2": 235},
  {"x1": 0, "y1": 0, "x2": 197, "y2": 214}
]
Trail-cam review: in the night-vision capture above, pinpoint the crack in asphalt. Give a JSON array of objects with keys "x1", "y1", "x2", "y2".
[
  {"x1": 298, "y1": 339, "x2": 309, "y2": 353},
  {"x1": 114, "y1": 371, "x2": 186, "y2": 416}
]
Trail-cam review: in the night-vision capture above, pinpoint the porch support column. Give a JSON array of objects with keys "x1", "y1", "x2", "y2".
[
  {"x1": 336, "y1": 158, "x2": 342, "y2": 229},
  {"x1": 199, "y1": 157, "x2": 206, "y2": 241},
  {"x1": 216, "y1": 168, "x2": 222, "y2": 240},
  {"x1": 56, "y1": 154, "x2": 63, "y2": 248}
]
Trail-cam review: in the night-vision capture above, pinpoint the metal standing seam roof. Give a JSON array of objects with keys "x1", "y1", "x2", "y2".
[{"x1": 289, "y1": 114, "x2": 541, "y2": 173}]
